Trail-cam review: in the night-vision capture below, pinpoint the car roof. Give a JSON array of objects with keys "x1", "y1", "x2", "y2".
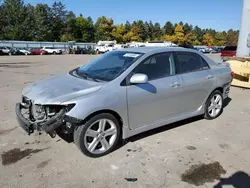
[{"x1": 117, "y1": 47, "x2": 198, "y2": 54}]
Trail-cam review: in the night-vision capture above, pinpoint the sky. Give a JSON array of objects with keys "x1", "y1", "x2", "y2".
[{"x1": 25, "y1": 0, "x2": 243, "y2": 31}]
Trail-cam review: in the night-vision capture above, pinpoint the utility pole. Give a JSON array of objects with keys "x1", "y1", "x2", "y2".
[{"x1": 236, "y1": 0, "x2": 250, "y2": 57}]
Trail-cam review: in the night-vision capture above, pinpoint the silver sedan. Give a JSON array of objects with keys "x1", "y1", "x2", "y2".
[{"x1": 16, "y1": 47, "x2": 233, "y2": 157}]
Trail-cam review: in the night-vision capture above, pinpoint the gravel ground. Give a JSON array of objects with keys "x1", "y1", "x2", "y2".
[{"x1": 0, "y1": 54, "x2": 250, "y2": 188}]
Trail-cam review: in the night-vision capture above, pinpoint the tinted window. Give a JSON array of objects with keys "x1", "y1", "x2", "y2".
[
  {"x1": 223, "y1": 46, "x2": 237, "y2": 51},
  {"x1": 176, "y1": 52, "x2": 209, "y2": 74},
  {"x1": 133, "y1": 52, "x2": 176, "y2": 80}
]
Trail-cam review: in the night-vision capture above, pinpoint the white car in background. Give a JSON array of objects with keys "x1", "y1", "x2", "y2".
[
  {"x1": 95, "y1": 43, "x2": 115, "y2": 54},
  {"x1": 19, "y1": 48, "x2": 32, "y2": 55},
  {"x1": 41, "y1": 46, "x2": 62, "y2": 54},
  {"x1": 0, "y1": 46, "x2": 11, "y2": 55}
]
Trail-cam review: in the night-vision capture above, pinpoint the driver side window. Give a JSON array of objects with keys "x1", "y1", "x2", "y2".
[{"x1": 133, "y1": 52, "x2": 176, "y2": 81}]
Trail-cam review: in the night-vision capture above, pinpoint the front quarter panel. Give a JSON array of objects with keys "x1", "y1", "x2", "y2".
[{"x1": 62, "y1": 83, "x2": 128, "y2": 128}]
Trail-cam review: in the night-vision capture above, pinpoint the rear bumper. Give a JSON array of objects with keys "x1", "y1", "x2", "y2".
[{"x1": 222, "y1": 82, "x2": 231, "y2": 99}]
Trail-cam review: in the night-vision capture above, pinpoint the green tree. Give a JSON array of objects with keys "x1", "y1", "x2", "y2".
[
  {"x1": 63, "y1": 11, "x2": 76, "y2": 41},
  {"x1": 123, "y1": 24, "x2": 141, "y2": 42},
  {"x1": 214, "y1": 31, "x2": 227, "y2": 46},
  {"x1": 33, "y1": 3, "x2": 52, "y2": 41},
  {"x1": 50, "y1": 1, "x2": 67, "y2": 41},
  {"x1": 144, "y1": 21, "x2": 151, "y2": 41},
  {"x1": 193, "y1": 25, "x2": 203, "y2": 42},
  {"x1": 178, "y1": 21, "x2": 183, "y2": 26},
  {"x1": 136, "y1": 20, "x2": 146, "y2": 41},
  {"x1": 148, "y1": 21, "x2": 154, "y2": 40},
  {"x1": 152, "y1": 22, "x2": 162, "y2": 41},
  {"x1": 0, "y1": 3, "x2": 4, "y2": 39},
  {"x1": 173, "y1": 24, "x2": 185, "y2": 45},
  {"x1": 22, "y1": 4, "x2": 35, "y2": 40},
  {"x1": 202, "y1": 33, "x2": 214, "y2": 46},
  {"x1": 74, "y1": 15, "x2": 95, "y2": 42},
  {"x1": 111, "y1": 24, "x2": 125, "y2": 43},
  {"x1": 163, "y1": 21, "x2": 174, "y2": 35},
  {"x1": 183, "y1": 23, "x2": 192, "y2": 35},
  {"x1": 1, "y1": 0, "x2": 27, "y2": 40},
  {"x1": 95, "y1": 16, "x2": 114, "y2": 41},
  {"x1": 184, "y1": 32, "x2": 196, "y2": 45},
  {"x1": 124, "y1": 21, "x2": 131, "y2": 33},
  {"x1": 226, "y1": 29, "x2": 239, "y2": 46}
]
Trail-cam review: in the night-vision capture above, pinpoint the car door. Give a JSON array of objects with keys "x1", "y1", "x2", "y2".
[
  {"x1": 126, "y1": 52, "x2": 182, "y2": 130},
  {"x1": 174, "y1": 52, "x2": 216, "y2": 114}
]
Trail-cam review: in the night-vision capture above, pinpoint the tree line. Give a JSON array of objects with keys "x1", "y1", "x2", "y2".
[{"x1": 0, "y1": 0, "x2": 239, "y2": 46}]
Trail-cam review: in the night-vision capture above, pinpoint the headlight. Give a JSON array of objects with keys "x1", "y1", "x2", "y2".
[{"x1": 31, "y1": 104, "x2": 46, "y2": 120}]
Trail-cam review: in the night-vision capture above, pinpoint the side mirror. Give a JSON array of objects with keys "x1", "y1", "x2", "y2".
[{"x1": 130, "y1": 73, "x2": 148, "y2": 84}]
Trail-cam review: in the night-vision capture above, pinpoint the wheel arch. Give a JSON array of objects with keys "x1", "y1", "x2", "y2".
[
  {"x1": 211, "y1": 87, "x2": 223, "y2": 95},
  {"x1": 201, "y1": 86, "x2": 224, "y2": 113},
  {"x1": 80, "y1": 109, "x2": 123, "y2": 129}
]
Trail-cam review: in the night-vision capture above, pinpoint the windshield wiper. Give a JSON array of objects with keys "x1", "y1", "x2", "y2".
[{"x1": 76, "y1": 69, "x2": 99, "y2": 82}]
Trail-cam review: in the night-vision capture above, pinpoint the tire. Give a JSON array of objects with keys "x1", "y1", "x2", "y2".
[
  {"x1": 74, "y1": 113, "x2": 121, "y2": 157},
  {"x1": 204, "y1": 90, "x2": 223, "y2": 120}
]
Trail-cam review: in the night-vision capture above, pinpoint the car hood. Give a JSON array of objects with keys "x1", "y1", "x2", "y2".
[{"x1": 22, "y1": 72, "x2": 103, "y2": 105}]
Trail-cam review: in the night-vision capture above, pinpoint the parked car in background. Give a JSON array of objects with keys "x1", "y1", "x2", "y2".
[
  {"x1": 19, "y1": 48, "x2": 32, "y2": 55},
  {"x1": 41, "y1": 46, "x2": 62, "y2": 54},
  {"x1": 31, "y1": 48, "x2": 47, "y2": 55},
  {"x1": 0, "y1": 49, "x2": 5, "y2": 55},
  {"x1": 16, "y1": 47, "x2": 233, "y2": 157},
  {"x1": 0, "y1": 46, "x2": 11, "y2": 55},
  {"x1": 10, "y1": 48, "x2": 24, "y2": 55},
  {"x1": 95, "y1": 43, "x2": 115, "y2": 54},
  {"x1": 221, "y1": 46, "x2": 237, "y2": 58},
  {"x1": 199, "y1": 47, "x2": 210, "y2": 53}
]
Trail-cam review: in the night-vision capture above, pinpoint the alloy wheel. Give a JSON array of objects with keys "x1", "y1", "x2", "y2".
[
  {"x1": 84, "y1": 118, "x2": 117, "y2": 154},
  {"x1": 208, "y1": 94, "x2": 222, "y2": 117}
]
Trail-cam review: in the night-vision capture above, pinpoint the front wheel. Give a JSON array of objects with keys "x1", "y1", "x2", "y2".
[
  {"x1": 204, "y1": 90, "x2": 223, "y2": 120},
  {"x1": 74, "y1": 113, "x2": 121, "y2": 157}
]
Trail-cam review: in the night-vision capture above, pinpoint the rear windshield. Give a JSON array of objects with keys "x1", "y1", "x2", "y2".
[{"x1": 223, "y1": 46, "x2": 237, "y2": 51}]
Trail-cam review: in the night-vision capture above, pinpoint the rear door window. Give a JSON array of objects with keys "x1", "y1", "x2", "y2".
[{"x1": 175, "y1": 52, "x2": 210, "y2": 74}]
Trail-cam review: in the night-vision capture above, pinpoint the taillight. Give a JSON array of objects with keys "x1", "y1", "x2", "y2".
[{"x1": 231, "y1": 71, "x2": 236, "y2": 78}]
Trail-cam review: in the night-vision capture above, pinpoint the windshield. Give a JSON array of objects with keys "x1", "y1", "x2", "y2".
[{"x1": 76, "y1": 51, "x2": 143, "y2": 81}]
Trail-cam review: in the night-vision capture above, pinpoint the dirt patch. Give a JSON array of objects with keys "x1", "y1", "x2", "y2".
[
  {"x1": 181, "y1": 161, "x2": 226, "y2": 186},
  {"x1": 219, "y1": 143, "x2": 230, "y2": 149},
  {"x1": 0, "y1": 62, "x2": 31, "y2": 65},
  {"x1": 1, "y1": 148, "x2": 49, "y2": 166},
  {"x1": 186, "y1": 146, "x2": 196, "y2": 150},
  {"x1": 37, "y1": 159, "x2": 51, "y2": 169},
  {"x1": 0, "y1": 64, "x2": 30, "y2": 68},
  {"x1": 124, "y1": 178, "x2": 138, "y2": 182},
  {"x1": 0, "y1": 126, "x2": 18, "y2": 136}
]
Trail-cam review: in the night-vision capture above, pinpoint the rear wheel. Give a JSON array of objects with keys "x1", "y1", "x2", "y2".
[
  {"x1": 204, "y1": 90, "x2": 223, "y2": 120},
  {"x1": 74, "y1": 113, "x2": 121, "y2": 157}
]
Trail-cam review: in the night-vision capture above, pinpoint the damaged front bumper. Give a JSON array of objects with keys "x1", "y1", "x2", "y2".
[{"x1": 15, "y1": 103, "x2": 80, "y2": 137}]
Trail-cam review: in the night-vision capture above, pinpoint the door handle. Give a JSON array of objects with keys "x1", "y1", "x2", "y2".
[
  {"x1": 170, "y1": 82, "x2": 181, "y2": 88},
  {"x1": 206, "y1": 75, "x2": 214, "y2": 80}
]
